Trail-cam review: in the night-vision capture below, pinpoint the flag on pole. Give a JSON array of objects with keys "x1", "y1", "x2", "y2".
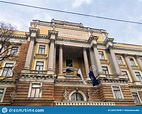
[
  {"x1": 77, "y1": 68, "x2": 87, "y2": 84},
  {"x1": 89, "y1": 70, "x2": 99, "y2": 86},
  {"x1": 66, "y1": 67, "x2": 74, "y2": 73}
]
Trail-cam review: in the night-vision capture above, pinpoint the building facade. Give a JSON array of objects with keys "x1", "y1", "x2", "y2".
[{"x1": 0, "y1": 19, "x2": 142, "y2": 106}]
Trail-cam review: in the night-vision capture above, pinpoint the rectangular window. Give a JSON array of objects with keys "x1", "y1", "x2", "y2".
[
  {"x1": 112, "y1": 86, "x2": 123, "y2": 99},
  {"x1": 132, "y1": 92, "x2": 141, "y2": 104},
  {"x1": 10, "y1": 47, "x2": 18, "y2": 56},
  {"x1": 135, "y1": 72, "x2": 142, "y2": 82},
  {"x1": 2, "y1": 63, "x2": 14, "y2": 77},
  {"x1": 35, "y1": 61, "x2": 44, "y2": 71},
  {"x1": 122, "y1": 71, "x2": 129, "y2": 81},
  {"x1": 0, "y1": 88, "x2": 4, "y2": 102},
  {"x1": 38, "y1": 45, "x2": 45, "y2": 54},
  {"x1": 66, "y1": 59, "x2": 73, "y2": 67},
  {"x1": 117, "y1": 56, "x2": 123, "y2": 65},
  {"x1": 30, "y1": 82, "x2": 42, "y2": 98},
  {"x1": 102, "y1": 66, "x2": 109, "y2": 75},
  {"x1": 129, "y1": 58, "x2": 136, "y2": 66},
  {"x1": 98, "y1": 51, "x2": 105, "y2": 60}
]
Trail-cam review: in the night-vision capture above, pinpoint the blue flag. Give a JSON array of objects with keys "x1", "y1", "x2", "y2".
[
  {"x1": 89, "y1": 71, "x2": 99, "y2": 86},
  {"x1": 66, "y1": 67, "x2": 74, "y2": 73}
]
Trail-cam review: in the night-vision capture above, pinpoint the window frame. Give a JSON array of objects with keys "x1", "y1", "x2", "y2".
[
  {"x1": 28, "y1": 82, "x2": 42, "y2": 98},
  {"x1": 0, "y1": 88, "x2": 6, "y2": 102},
  {"x1": 69, "y1": 90, "x2": 87, "y2": 101},
  {"x1": 35, "y1": 61, "x2": 44, "y2": 71},
  {"x1": 98, "y1": 51, "x2": 105, "y2": 60},
  {"x1": 117, "y1": 56, "x2": 124, "y2": 65},
  {"x1": 1, "y1": 62, "x2": 14, "y2": 77},
  {"x1": 112, "y1": 86, "x2": 124, "y2": 99},
  {"x1": 129, "y1": 58, "x2": 136, "y2": 66},
  {"x1": 121, "y1": 71, "x2": 130, "y2": 81},
  {"x1": 10, "y1": 47, "x2": 19, "y2": 56},
  {"x1": 131, "y1": 92, "x2": 141, "y2": 104},
  {"x1": 102, "y1": 66, "x2": 109, "y2": 75},
  {"x1": 38, "y1": 45, "x2": 46, "y2": 54},
  {"x1": 134, "y1": 72, "x2": 142, "y2": 82}
]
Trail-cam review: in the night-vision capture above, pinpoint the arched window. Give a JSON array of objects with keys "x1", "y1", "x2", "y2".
[{"x1": 71, "y1": 92, "x2": 84, "y2": 101}]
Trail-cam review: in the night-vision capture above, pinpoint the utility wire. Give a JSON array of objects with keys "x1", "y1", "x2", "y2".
[{"x1": 0, "y1": 0, "x2": 142, "y2": 25}]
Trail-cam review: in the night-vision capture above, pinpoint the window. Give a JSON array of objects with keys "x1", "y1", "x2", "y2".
[
  {"x1": 122, "y1": 71, "x2": 129, "y2": 81},
  {"x1": 38, "y1": 45, "x2": 45, "y2": 54},
  {"x1": 112, "y1": 86, "x2": 123, "y2": 99},
  {"x1": 117, "y1": 56, "x2": 123, "y2": 65},
  {"x1": 30, "y1": 82, "x2": 42, "y2": 98},
  {"x1": 98, "y1": 51, "x2": 105, "y2": 60},
  {"x1": 132, "y1": 92, "x2": 141, "y2": 104},
  {"x1": 2, "y1": 63, "x2": 14, "y2": 77},
  {"x1": 140, "y1": 58, "x2": 142, "y2": 63},
  {"x1": 35, "y1": 61, "x2": 44, "y2": 71},
  {"x1": 0, "y1": 89, "x2": 5, "y2": 102},
  {"x1": 135, "y1": 72, "x2": 142, "y2": 82},
  {"x1": 129, "y1": 58, "x2": 136, "y2": 66},
  {"x1": 71, "y1": 92, "x2": 84, "y2": 101},
  {"x1": 66, "y1": 59, "x2": 73, "y2": 67},
  {"x1": 10, "y1": 47, "x2": 18, "y2": 56},
  {"x1": 102, "y1": 66, "x2": 109, "y2": 75}
]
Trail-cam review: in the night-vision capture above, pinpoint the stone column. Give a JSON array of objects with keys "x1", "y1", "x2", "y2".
[
  {"x1": 109, "y1": 47, "x2": 121, "y2": 75},
  {"x1": 83, "y1": 48, "x2": 89, "y2": 77},
  {"x1": 47, "y1": 30, "x2": 58, "y2": 74},
  {"x1": 24, "y1": 37, "x2": 35, "y2": 69},
  {"x1": 59, "y1": 45, "x2": 63, "y2": 74},
  {"x1": 93, "y1": 45, "x2": 102, "y2": 74},
  {"x1": 124, "y1": 55, "x2": 138, "y2": 82},
  {"x1": 48, "y1": 40, "x2": 55, "y2": 72},
  {"x1": 89, "y1": 48, "x2": 97, "y2": 75},
  {"x1": 136, "y1": 56, "x2": 142, "y2": 70},
  {"x1": 53, "y1": 45, "x2": 56, "y2": 72}
]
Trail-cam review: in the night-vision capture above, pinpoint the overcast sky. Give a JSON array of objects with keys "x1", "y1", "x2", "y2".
[{"x1": 0, "y1": 0, "x2": 142, "y2": 45}]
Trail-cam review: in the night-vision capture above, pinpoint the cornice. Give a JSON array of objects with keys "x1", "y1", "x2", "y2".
[{"x1": 113, "y1": 45, "x2": 142, "y2": 52}]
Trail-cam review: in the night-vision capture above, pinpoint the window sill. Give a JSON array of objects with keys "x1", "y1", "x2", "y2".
[{"x1": 36, "y1": 53, "x2": 47, "y2": 56}]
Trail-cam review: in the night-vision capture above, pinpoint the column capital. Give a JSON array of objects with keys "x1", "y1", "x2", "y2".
[
  {"x1": 29, "y1": 27, "x2": 39, "y2": 38},
  {"x1": 48, "y1": 30, "x2": 58, "y2": 40},
  {"x1": 88, "y1": 35, "x2": 98, "y2": 44},
  {"x1": 104, "y1": 37, "x2": 114, "y2": 49}
]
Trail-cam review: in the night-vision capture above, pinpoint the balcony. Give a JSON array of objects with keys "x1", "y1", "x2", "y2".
[{"x1": 55, "y1": 101, "x2": 115, "y2": 106}]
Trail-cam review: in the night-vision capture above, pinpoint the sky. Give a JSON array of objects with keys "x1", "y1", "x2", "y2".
[{"x1": 0, "y1": 0, "x2": 142, "y2": 45}]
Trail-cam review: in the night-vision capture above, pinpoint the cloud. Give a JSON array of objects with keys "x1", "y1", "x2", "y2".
[{"x1": 72, "y1": 0, "x2": 92, "y2": 8}]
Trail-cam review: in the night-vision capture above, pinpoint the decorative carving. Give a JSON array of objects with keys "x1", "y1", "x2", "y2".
[
  {"x1": 63, "y1": 87, "x2": 68, "y2": 101},
  {"x1": 87, "y1": 89, "x2": 92, "y2": 101}
]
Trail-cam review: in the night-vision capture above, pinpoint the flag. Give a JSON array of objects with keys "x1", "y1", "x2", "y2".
[
  {"x1": 66, "y1": 67, "x2": 74, "y2": 73},
  {"x1": 77, "y1": 69, "x2": 87, "y2": 84},
  {"x1": 89, "y1": 71, "x2": 99, "y2": 86}
]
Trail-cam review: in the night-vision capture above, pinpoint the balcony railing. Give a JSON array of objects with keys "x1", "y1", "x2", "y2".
[{"x1": 55, "y1": 101, "x2": 115, "y2": 106}]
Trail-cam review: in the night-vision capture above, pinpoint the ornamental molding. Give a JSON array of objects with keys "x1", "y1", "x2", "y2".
[
  {"x1": 55, "y1": 101, "x2": 115, "y2": 106},
  {"x1": 20, "y1": 73, "x2": 57, "y2": 80},
  {"x1": 57, "y1": 37, "x2": 88, "y2": 43},
  {"x1": 129, "y1": 85, "x2": 142, "y2": 89},
  {"x1": 0, "y1": 79, "x2": 17, "y2": 84}
]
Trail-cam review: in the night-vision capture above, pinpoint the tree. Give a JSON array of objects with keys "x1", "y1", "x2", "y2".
[
  {"x1": 0, "y1": 22, "x2": 16, "y2": 61},
  {"x1": 0, "y1": 22, "x2": 17, "y2": 82}
]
